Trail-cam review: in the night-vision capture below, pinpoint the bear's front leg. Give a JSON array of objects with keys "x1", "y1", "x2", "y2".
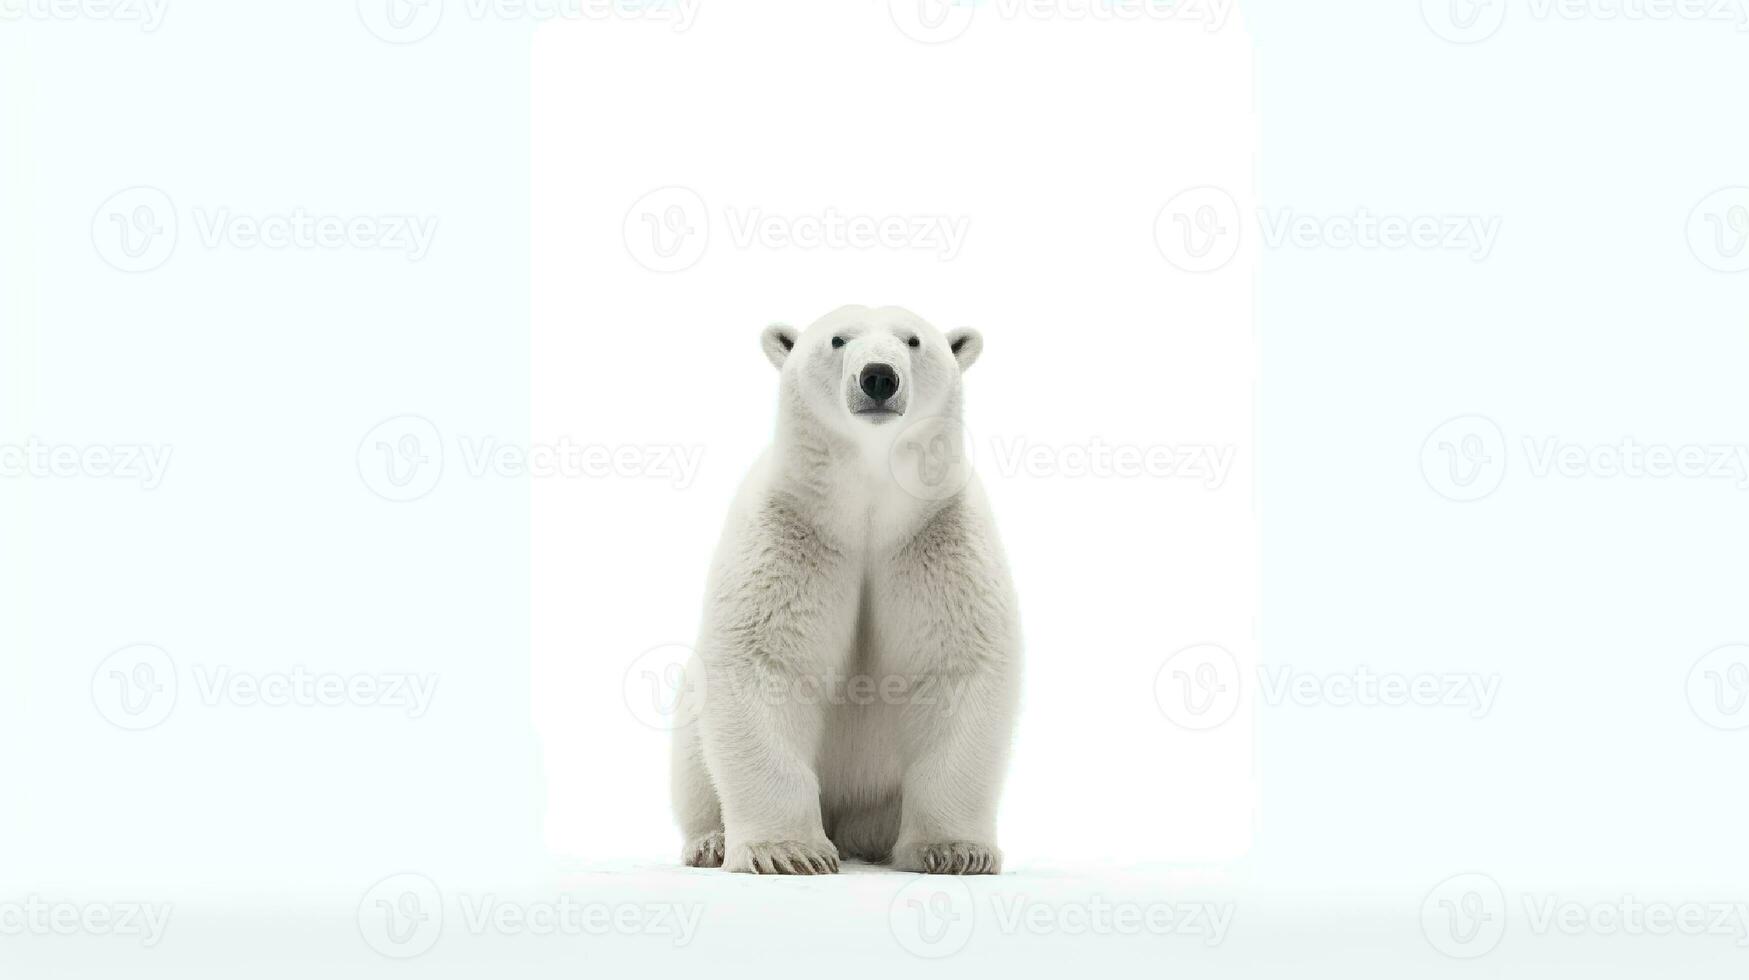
[
  {"x1": 694, "y1": 499, "x2": 858, "y2": 875},
  {"x1": 880, "y1": 494, "x2": 1021, "y2": 875},
  {"x1": 891, "y1": 665, "x2": 1015, "y2": 875},
  {"x1": 698, "y1": 657, "x2": 841, "y2": 874}
]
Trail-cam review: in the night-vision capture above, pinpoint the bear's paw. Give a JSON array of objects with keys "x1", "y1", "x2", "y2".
[
  {"x1": 725, "y1": 839, "x2": 841, "y2": 875},
  {"x1": 682, "y1": 830, "x2": 725, "y2": 868},
  {"x1": 895, "y1": 840, "x2": 1001, "y2": 875}
]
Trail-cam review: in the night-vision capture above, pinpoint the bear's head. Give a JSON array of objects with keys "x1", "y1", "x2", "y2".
[{"x1": 761, "y1": 305, "x2": 982, "y2": 452}]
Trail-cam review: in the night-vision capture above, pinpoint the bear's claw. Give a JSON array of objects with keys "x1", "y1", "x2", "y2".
[
  {"x1": 682, "y1": 830, "x2": 725, "y2": 868},
  {"x1": 897, "y1": 841, "x2": 1001, "y2": 875},
  {"x1": 726, "y1": 840, "x2": 840, "y2": 875}
]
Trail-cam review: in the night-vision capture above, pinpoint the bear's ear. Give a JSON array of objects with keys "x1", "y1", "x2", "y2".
[
  {"x1": 761, "y1": 324, "x2": 796, "y2": 370},
  {"x1": 946, "y1": 327, "x2": 983, "y2": 372}
]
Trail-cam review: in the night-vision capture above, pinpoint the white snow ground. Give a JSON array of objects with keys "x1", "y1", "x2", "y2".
[{"x1": 5, "y1": 857, "x2": 1744, "y2": 978}]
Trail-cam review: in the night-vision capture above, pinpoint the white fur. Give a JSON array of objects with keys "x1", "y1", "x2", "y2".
[{"x1": 672, "y1": 305, "x2": 1021, "y2": 875}]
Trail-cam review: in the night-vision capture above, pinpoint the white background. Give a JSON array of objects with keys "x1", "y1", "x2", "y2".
[
  {"x1": 3, "y1": 0, "x2": 1749, "y2": 976},
  {"x1": 526, "y1": 1, "x2": 1258, "y2": 871}
]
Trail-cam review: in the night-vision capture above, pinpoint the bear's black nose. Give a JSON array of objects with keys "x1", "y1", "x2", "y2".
[{"x1": 859, "y1": 363, "x2": 900, "y2": 403}]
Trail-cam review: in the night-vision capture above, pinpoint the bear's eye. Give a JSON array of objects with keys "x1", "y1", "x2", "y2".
[
  {"x1": 831, "y1": 337, "x2": 845, "y2": 349},
  {"x1": 907, "y1": 336, "x2": 920, "y2": 349}
]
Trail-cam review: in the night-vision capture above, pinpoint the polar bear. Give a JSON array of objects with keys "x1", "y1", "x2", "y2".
[{"x1": 671, "y1": 305, "x2": 1021, "y2": 875}]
